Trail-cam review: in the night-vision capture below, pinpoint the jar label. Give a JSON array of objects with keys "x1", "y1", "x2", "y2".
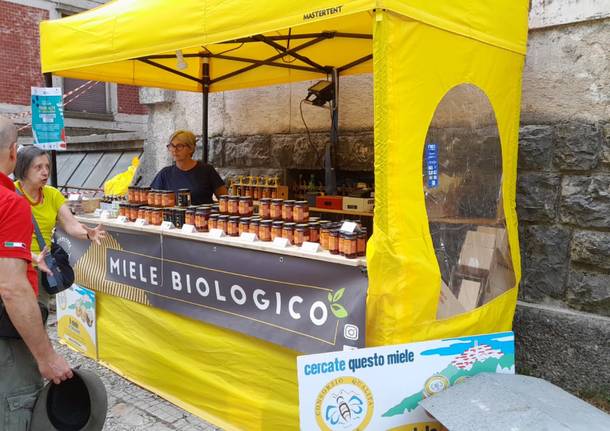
[{"x1": 181, "y1": 224, "x2": 196, "y2": 234}]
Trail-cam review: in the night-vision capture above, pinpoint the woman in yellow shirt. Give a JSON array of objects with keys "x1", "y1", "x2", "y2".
[{"x1": 15, "y1": 146, "x2": 106, "y2": 301}]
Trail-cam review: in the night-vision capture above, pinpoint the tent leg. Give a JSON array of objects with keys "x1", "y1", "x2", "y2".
[
  {"x1": 44, "y1": 72, "x2": 58, "y2": 188},
  {"x1": 202, "y1": 55, "x2": 210, "y2": 164},
  {"x1": 325, "y1": 69, "x2": 339, "y2": 195}
]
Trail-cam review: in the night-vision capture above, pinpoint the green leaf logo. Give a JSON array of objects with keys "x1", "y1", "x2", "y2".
[{"x1": 328, "y1": 288, "x2": 349, "y2": 319}]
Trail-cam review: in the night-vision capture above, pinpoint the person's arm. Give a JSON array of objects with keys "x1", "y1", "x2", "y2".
[
  {"x1": 214, "y1": 185, "x2": 228, "y2": 199},
  {"x1": 0, "y1": 257, "x2": 73, "y2": 384},
  {"x1": 57, "y1": 204, "x2": 106, "y2": 245}
]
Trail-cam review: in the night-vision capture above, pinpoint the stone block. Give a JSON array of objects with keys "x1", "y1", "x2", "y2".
[
  {"x1": 270, "y1": 133, "x2": 327, "y2": 169},
  {"x1": 567, "y1": 270, "x2": 610, "y2": 317},
  {"x1": 516, "y1": 173, "x2": 561, "y2": 222},
  {"x1": 207, "y1": 137, "x2": 224, "y2": 166},
  {"x1": 518, "y1": 125, "x2": 554, "y2": 170},
  {"x1": 571, "y1": 230, "x2": 610, "y2": 271},
  {"x1": 514, "y1": 302, "x2": 610, "y2": 396},
  {"x1": 336, "y1": 133, "x2": 374, "y2": 171},
  {"x1": 602, "y1": 122, "x2": 610, "y2": 166},
  {"x1": 139, "y1": 88, "x2": 175, "y2": 105},
  {"x1": 224, "y1": 135, "x2": 274, "y2": 167},
  {"x1": 560, "y1": 175, "x2": 610, "y2": 228},
  {"x1": 552, "y1": 123, "x2": 601, "y2": 171},
  {"x1": 519, "y1": 225, "x2": 571, "y2": 300}
]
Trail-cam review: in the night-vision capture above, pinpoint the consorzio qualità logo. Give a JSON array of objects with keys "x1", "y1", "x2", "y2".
[
  {"x1": 315, "y1": 376, "x2": 374, "y2": 431},
  {"x1": 303, "y1": 5, "x2": 343, "y2": 20}
]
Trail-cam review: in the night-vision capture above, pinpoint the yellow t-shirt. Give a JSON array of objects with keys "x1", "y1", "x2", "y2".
[{"x1": 14, "y1": 182, "x2": 66, "y2": 255}]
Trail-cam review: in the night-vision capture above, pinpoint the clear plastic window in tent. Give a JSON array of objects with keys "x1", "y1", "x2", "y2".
[{"x1": 423, "y1": 84, "x2": 516, "y2": 320}]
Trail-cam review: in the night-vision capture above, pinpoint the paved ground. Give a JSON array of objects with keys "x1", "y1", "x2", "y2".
[{"x1": 47, "y1": 313, "x2": 223, "y2": 431}]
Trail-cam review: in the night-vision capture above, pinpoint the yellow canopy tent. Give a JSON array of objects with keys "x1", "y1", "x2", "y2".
[{"x1": 41, "y1": 1, "x2": 528, "y2": 429}]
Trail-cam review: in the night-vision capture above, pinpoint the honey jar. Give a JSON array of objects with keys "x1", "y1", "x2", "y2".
[
  {"x1": 228, "y1": 216, "x2": 240, "y2": 237},
  {"x1": 308, "y1": 222, "x2": 320, "y2": 243},
  {"x1": 282, "y1": 200, "x2": 295, "y2": 222},
  {"x1": 185, "y1": 207, "x2": 196, "y2": 226},
  {"x1": 329, "y1": 229, "x2": 340, "y2": 254},
  {"x1": 320, "y1": 222, "x2": 333, "y2": 250},
  {"x1": 249, "y1": 217, "x2": 260, "y2": 237},
  {"x1": 208, "y1": 213, "x2": 219, "y2": 230},
  {"x1": 217, "y1": 215, "x2": 229, "y2": 233},
  {"x1": 218, "y1": 195, "x2": 229, "y2": 214},
  {"x1": 259, "y1": 220, "x2": 272, "y2": 242},
  {"x1": 294, "y1": 224, "x2": 309, "y2": 246},
  {"x1": 140, "y1": 187, "x2": 150, "y2": 205},
  {"x1": 173, "y1": 208, "x2": 186, "y2": 228},
  {"x1": 228, "y1": 196, "x2": 239, "y2": 216},
  {"x1": 143, "y1": 207, "x2": 152, "y2": 225},
  {"x1": 195, "y1": 206, "x2": 211, "y2": 232},
  {"x1": 270, "y1": 199, "x2": 283, "y2": 220},
  {"x1": 162, "y1": 191, "x2": 175, "y2": 208},
  {"x1": 128, "y1": 187, "x2": 136, "y2": 203},
  {"x1": 118, "y1": 203, "x2": 128, "y2": 217},
  {"x1": 238, "y1": 196, "x2": 253, "y2": 217},
  {"x1": 129, "y1": 204, "x2": 139, "y2": 222},
  {"x1": 259, "y1": 198, "x2": 271, "y2": 219},
  {"x1": 239, "y1": 217, "x2": 250, "y2": 236},
  {"x1": 282, "y1": 222, "x2": 296, "y2": 244},
  {"x1": 154, "y1": 190, "x2": 163, "y2": 207},
  {"x1": 294, "y1": 201, "x2": 309, "y2": 223},
  {"x1": 147, "y1": 189, "x2": 157, "y2": 206},
  {"x1": 344, "y1": 232, "x2": 358, "y2": 259},
  {"x1": 151, "y1": 208, "x2": 162, "y2": 226},
  {"x1": 271, "y1": 221, "x2": 284, "y2": 241},
  {"x1": 357, "y1": 228, "x2": 367, "y2": 257}
]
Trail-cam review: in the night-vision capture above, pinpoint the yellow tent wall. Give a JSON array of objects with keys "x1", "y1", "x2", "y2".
[{"x1": 39, "y1": 1, "x2": 528, "y2": 429}]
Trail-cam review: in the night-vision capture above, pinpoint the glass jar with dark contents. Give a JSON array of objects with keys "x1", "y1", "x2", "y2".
[
  {"x1": 344, "y1": 232, "x2": 358, "y2": 259},
  {"x1": 140, "y1": 187, "x2": 150, "y2": 205},
  {"x1": 185, "y1": 207, "x2": 197, "y2": 226},
  {"x1": 162, "y1": 208, "x2": 174, "y2": 223},
  {"x1": 129, "y1": 204, "x2": 139, "y2": 222},
  {"x1": 249, "y1": 217, "x2": 260, "y2": 238},
  {"x1": 238, "y1": 196, "x2": 253, "y2": 217},
  {"x1": 173, "y1": 208, "x2": 186, "y2": 229},
  {"x1": 177, "y1": 189, "x2": 191, "y2": 207},
  {"x1": 308, "y1": 222, "x2": 320, "y2": 243},
  {"x1": 151, "y1": 208, "x2": 162, "y2": 226},
  {"x1": 294, "y1": 201, "x2": 309, "y2": 223},
  {"x1": 357, "y1": 227, "x2": 367, "y2": 257}
]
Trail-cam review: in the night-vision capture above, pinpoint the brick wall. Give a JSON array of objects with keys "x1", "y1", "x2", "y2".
[
  {"x1": 0, "y1": 1, "x2": 48, "y2": 105},
  {"x1": 117, "y1": 84, "x2": 147, "y2": 115}
]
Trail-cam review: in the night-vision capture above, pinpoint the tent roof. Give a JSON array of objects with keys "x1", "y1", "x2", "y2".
[{"x1": 40, "y1": 0, "x2": 528, "y2": 92}]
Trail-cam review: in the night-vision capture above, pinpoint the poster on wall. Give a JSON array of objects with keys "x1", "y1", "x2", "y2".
[
  {"x1": 31, "y1": 87, "x2": 66, "y2": 150},
  {"x1": 297, "y1": 332, "x2": 514, "y2": 431},
  {"x1": 56, "y1": 284, "x2": 97, "y2": 359}
]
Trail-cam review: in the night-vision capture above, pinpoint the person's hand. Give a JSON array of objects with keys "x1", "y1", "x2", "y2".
[
  {"x1": 85, "y1": 224, "x2": 106, "y2": 245},
  {"x1": 38, "y1": 352, "x2": 73, "y2": 384},
  {"x1": 34, "y1": 247, "x2": 53, "y2": 276}
]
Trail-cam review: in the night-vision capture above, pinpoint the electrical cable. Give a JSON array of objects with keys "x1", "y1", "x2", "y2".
[{"x1": 300, "y1": 99, "x2": 325, "y2": 166}]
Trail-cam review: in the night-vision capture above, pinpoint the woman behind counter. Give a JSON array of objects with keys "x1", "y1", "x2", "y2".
[{"x1": 150, "y1": 130, "x2": 227, "y2": 205}]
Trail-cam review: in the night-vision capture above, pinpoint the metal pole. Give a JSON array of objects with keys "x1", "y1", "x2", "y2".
[
  {"x1": 43, "y1": 72, "x2": 58, "y2": 187},
  {"x1": 202, "y1": 55, "x2": 210, "y2": 164},
  {"x1": 325, "y1": 69, "x2": 338, "y2": 195}
]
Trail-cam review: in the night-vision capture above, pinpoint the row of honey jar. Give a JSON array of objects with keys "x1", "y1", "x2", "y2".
[
  {"x1": 218, "y1": 196, "x2": 310, "y2": 223},
  {"x1": 127, "y1": 187, "x2": 192, "y2": 208}
]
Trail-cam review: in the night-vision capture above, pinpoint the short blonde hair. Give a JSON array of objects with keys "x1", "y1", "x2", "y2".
[{"x1": 169, "y1": 130, "x2": 197, "y2": 155}]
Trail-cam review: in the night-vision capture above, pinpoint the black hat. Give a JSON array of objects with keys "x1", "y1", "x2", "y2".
[{"x1": 30, "y1": 368, "x2": 107, "y2": 431}]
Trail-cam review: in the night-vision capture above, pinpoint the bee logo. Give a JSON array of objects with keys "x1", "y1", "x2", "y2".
[{"x1": 315, "y1": 377, "x2": 373, "y2": 430}]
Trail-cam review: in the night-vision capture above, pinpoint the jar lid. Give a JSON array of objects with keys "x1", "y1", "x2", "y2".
[
  {"x1": 140, "y1": 186, "x2": 151, "y2": 190},
  {"x1": 283, "y1": 222, "x2": 296, "y2": 228},
  {"x1": 272, "y1": 221, "x2": 284, "y2": 227},
  {"x1": 271, "y1": 199, "x2": 283, "y2": 203},
  {"x1": 260, "y1": 220, "x2": 273, "y2": 225},
  {"x1": 283, "y1": 200, "x2": 296, "y2": 205},
  {"x1": 229, "y1": 215, "x2": 240, "y2": 221},
  {"x1": 196, "y1": 207, "x2": 211, "y2": 214},
  {"x1": 239, "y1": 195, "x2": 252, "y2": 200},
  {"x1": 209, "y1": 213, "x2": 219, "y2": 218},
  {"x1": 219, "y1": 195, "x2": 229, "y2": 200},
  {"x1": 239, "y1": 217, "x2": 251, "y2": 224},
  {"x1": 175, "y1": 208, "x2": 186, "y2": 213},
  {"x1": 185, "y1": 208, "x2": 196, "y2": 213},
  {"x1": 229, "y1": 195, "x2": 240, "y2": 200},
  {"x1": 249, "y1": 218, "x2": 260, "y2": 224},
  {"x1": 295, "y1": 223, "x2": 309, "y2": 230},
  {"x1": 259, "y1": 198, "x2": 272, "y2": 203},
  {"x1": 178, "y1": 188, "x2": 190, "y2": 191},
  {"x1": 218, "y1": 215, "x2": 229, "y2": 220},
  {"x1": 329, "y1": 229, "x2": 340, "y2": 236},
  {"x1": 308, "y1": 222, "x2": 320, "y2": 228},
  {"x1": 295, "y1": 200, "x2": 308, "y2": 205}
]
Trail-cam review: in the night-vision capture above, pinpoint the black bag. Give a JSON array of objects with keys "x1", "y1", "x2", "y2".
[
  {"x1": 41, "y1": 241, "x2": 75, "y2": 295},
  {"x1": 0, "y1": 300, "x2": 49, "y2": 338}
]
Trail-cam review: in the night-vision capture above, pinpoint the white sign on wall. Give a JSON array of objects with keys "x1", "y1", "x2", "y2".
[{"x1": 297, "y1": 332, "x2": 514, "y2": 430}]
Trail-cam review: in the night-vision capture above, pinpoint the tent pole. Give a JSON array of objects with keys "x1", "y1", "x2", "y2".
[
  {"x1": 44, "y1": 72, "x2": 58, "y2": 187},
  {"x1": 202, "y1": 55, "x2": 210, "y2": 164},
  {"x1": 325, "y1": 69, "x2": 338, "y2": 195}
]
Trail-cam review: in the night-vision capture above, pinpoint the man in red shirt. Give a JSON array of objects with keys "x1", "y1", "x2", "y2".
[{"x1": 0, "y1": 116, "x2": 72, "y2": 429}]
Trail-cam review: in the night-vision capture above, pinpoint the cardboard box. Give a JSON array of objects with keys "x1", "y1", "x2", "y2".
[
  {"x1": 477, "y1": 226, "x2": 511, "y2": 267},
  {"x1": 464, "y1": 230, "x2": 496, "y2": 249},
  {"x1": 437, "y1": 280, "x2": 465, "y2": 319},
  {"x1": 482, "y1": 264, "x2": 515, "y2": 304},
  {"x1": 342, "y1": 196, "x2": 374, "y2": 212},
  {"x1": 425, "y1": 173, "x2": 461, "y2": 219},
  {"x1": 458, "y1": 244, "x2": 495, "y2": 277},
  {"x1": 457, "y1": 279, "x2": 482, "y2": 310},
  {"x1": 315, "y1": 195, "x2": 343, "y2": 210}
]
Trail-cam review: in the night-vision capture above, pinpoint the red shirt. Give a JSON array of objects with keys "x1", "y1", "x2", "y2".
[{"x1": 0, "y1": 172, "x2": 38, "y2": 295}]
